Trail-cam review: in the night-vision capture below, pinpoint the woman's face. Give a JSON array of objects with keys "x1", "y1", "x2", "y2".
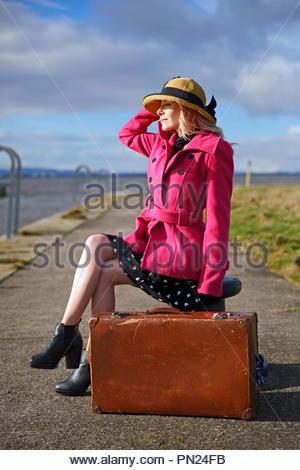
[{"x1": 157, "y1": 100, "x2": 180, "y2": 132}]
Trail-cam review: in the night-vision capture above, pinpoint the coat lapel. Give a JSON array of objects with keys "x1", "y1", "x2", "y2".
[{"x1": 163, "y1": 131, "x2": 221, "y2": 174}]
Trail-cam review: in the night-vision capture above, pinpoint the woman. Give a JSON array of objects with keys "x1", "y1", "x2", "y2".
[{"x1": 29, "y1": 77, "x2": 234, "y2": 395}]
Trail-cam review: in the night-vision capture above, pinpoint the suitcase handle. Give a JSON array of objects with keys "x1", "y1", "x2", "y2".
[{"x1": 146, "y1": 307, "x2": 182, "y2": 315}]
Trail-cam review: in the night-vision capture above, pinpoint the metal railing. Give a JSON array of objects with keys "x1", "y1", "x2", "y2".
[
  {"x1": 73, "y1": 166, "x2": 114, "y2": 207},
  {"x1": 0, "y1": 146, "x2": 22, "y2": 239},
  {"x1": 73, "y1": 164, "x2": 92, "y2": 204}
]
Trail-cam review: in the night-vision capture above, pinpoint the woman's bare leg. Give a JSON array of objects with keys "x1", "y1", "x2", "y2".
[
  {"x1": 61, "y1": 234, "x2": 135, "y2": 325},
  {"x1": 82, "y1": 259, "x2": 136, "y2": 356},
  {"x1": 54, "y1": 248, "x2": 137, "y2": 392},
  {"x1": 91, "y1": 258, "x2": 136, "y2": 315},
  {"x1": 31, "y1": 233, "x2": 137, "y2": 371}
]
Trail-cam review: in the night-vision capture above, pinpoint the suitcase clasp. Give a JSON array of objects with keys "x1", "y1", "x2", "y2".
[
  {"x1": 112, "y1": 311, "x2": 130, "y2": 318},
  {"x1": 213, "y1": 312, "x2": 228, "y2": 319},
  {"x1": 213, "y1": 312, "x2": 241, "y2": 319}
]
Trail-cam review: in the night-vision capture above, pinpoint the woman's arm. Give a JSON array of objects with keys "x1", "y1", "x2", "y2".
[
  {"x1": 198, "y1": 140, "x2": 234, "y2": 297},
  {"x1": 119, "y1": 108, "x2": 159, "y2": 157}
]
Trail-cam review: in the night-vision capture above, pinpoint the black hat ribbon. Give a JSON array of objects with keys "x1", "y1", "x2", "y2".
[{"x1": 205, "y1": 96, "x2": 217, "y2": 120}]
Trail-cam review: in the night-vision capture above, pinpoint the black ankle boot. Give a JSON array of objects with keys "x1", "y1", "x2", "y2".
[
  {"x1": 55, "y1": 350, "x2": 90, "y2": 395},
  {"x1": 29, "y1": 322, "x2": 83, "y2": 369}
]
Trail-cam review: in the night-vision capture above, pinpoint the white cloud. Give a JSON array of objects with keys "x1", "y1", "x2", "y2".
[
  {"x1": 234, "y1": 56, "x2": 300, "y2": 115},
  {"x1": 0, "y1": 0, "x2": 300, "y2": 172},
  {"x1": 1, "y1": 123, "x2": 299, "y2": 173},
  {"x1": 234, "y1": 130, "x2": 300, "y2": 172},
  {"x1": 288, "y1": 125, "x2": 300, "y2": 135},
  {"x1": 0, "y1": 128, "x2": 149, "y2": 172},
  {"x1": 1, "y1": 0, "x2": 300, "y2": 117},
  {"x1": 0, "y1": 6, "x2": 164, "y2": 115}
]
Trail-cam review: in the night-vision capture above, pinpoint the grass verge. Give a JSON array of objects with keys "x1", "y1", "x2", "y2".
[{"x1": 229, "y1": 185, "x2": 300, "y2": 285}]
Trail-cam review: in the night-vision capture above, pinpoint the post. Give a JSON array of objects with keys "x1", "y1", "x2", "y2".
[
  {"x1": 74, "y1": 164, "x2": 92, "y2": 204},
  {"x1": 245, "y1": 160, "x2": 251, "y2": 188},
  {"x1": 0, "y1": 146, "x2": 22, "y2": 239}
]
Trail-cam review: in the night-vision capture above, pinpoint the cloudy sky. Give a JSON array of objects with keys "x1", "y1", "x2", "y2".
[{"x1": 0, "y1": 0, "x2": 300, "y2": 173}]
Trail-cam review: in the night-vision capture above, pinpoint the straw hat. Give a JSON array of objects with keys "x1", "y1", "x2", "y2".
[{"x1": 143, "y1": 77, "x2": 217, "y2": 124}]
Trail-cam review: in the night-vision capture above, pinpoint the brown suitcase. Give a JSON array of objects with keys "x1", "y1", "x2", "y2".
[{"x1": 88, "y1": 307, "x2": 259, "y2": 420}]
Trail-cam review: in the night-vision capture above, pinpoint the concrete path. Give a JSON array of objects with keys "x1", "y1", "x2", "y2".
[
  {"x1": 0, "y1": 193, "x2": 122, "y2": 282},
  {"x1": 0, "y1": 202, "x2": 299, "y2": 450}
]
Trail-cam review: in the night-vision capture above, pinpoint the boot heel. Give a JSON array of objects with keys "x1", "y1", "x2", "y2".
[
  {"x1": 56, "y1": 350, "x2": 91, "y2": 396},
  {"x1": 65, "y1": 345, "x2": 82, "y2": 369},
  {"x1": 30, "y1": 322, "x2": 83, "y2": 370}
]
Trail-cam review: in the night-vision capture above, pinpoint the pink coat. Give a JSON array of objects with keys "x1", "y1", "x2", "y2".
[{"x1": 119, "y1": 108, "x2": 234, "y2": 297}]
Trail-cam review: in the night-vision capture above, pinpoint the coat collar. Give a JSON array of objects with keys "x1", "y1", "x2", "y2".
[
  {"x1": 158, "y1": 121, "x2": 221, "y2": 156},
  {"x1": 180, "y1": 132, "x2": 221, "y2": 155}
]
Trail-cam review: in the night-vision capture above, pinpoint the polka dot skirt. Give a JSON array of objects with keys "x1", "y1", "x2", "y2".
[{"x1": 104, "y1": 233, "x2": 213, "y2": 311}]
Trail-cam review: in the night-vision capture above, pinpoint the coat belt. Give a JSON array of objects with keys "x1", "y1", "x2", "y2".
[{"x1": 147, "y1": 198, "x2": 204, "y2": 228}]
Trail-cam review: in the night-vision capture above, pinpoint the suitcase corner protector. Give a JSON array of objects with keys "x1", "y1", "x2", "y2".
[
  {"x1": 89, "y1": 317, "x2": 100, "y2": 329},
  {"x1": 92, "y1": 402, "x2": 102, "y2": 414},
  {"x1": 241, "y1": 408, "x2": 255, "y2": 420}
]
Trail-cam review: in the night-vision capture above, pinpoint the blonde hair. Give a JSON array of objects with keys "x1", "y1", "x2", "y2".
[{"x1": 177, "y1": 103, "x2": 224, "y2": 139}]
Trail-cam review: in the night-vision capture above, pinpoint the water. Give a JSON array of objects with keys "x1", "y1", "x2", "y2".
[
  {"x1": 0, "y1": 174, "x2": 299, "y2": 237},
  {"x1": 0, "y1": 176, "x2": 148, "y2": 237}
]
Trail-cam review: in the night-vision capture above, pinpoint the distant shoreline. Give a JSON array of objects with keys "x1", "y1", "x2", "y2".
[
  {"x1": 1, "y1": 175, "x2": 300, "y2": 237},
  {"x1": 0, "y1": 168, "x2": 300, "y2": 179}
]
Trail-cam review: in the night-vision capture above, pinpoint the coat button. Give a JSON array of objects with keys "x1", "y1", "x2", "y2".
[
  {"x1": 162, "y1": 145, "x2": 166, "y2": 149},
  {"x1": 188, "y1": 154, "x2": 194, "y2": 159},
  {"x1": 152, "y1": 157, "x2": 156, "y2": 162},
  {"x1": 177, "y1": 169, "x2": 184, "y2": 175},
  {"x1": 149, "y1": 176, "x2": 152, "y2": 182}
]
